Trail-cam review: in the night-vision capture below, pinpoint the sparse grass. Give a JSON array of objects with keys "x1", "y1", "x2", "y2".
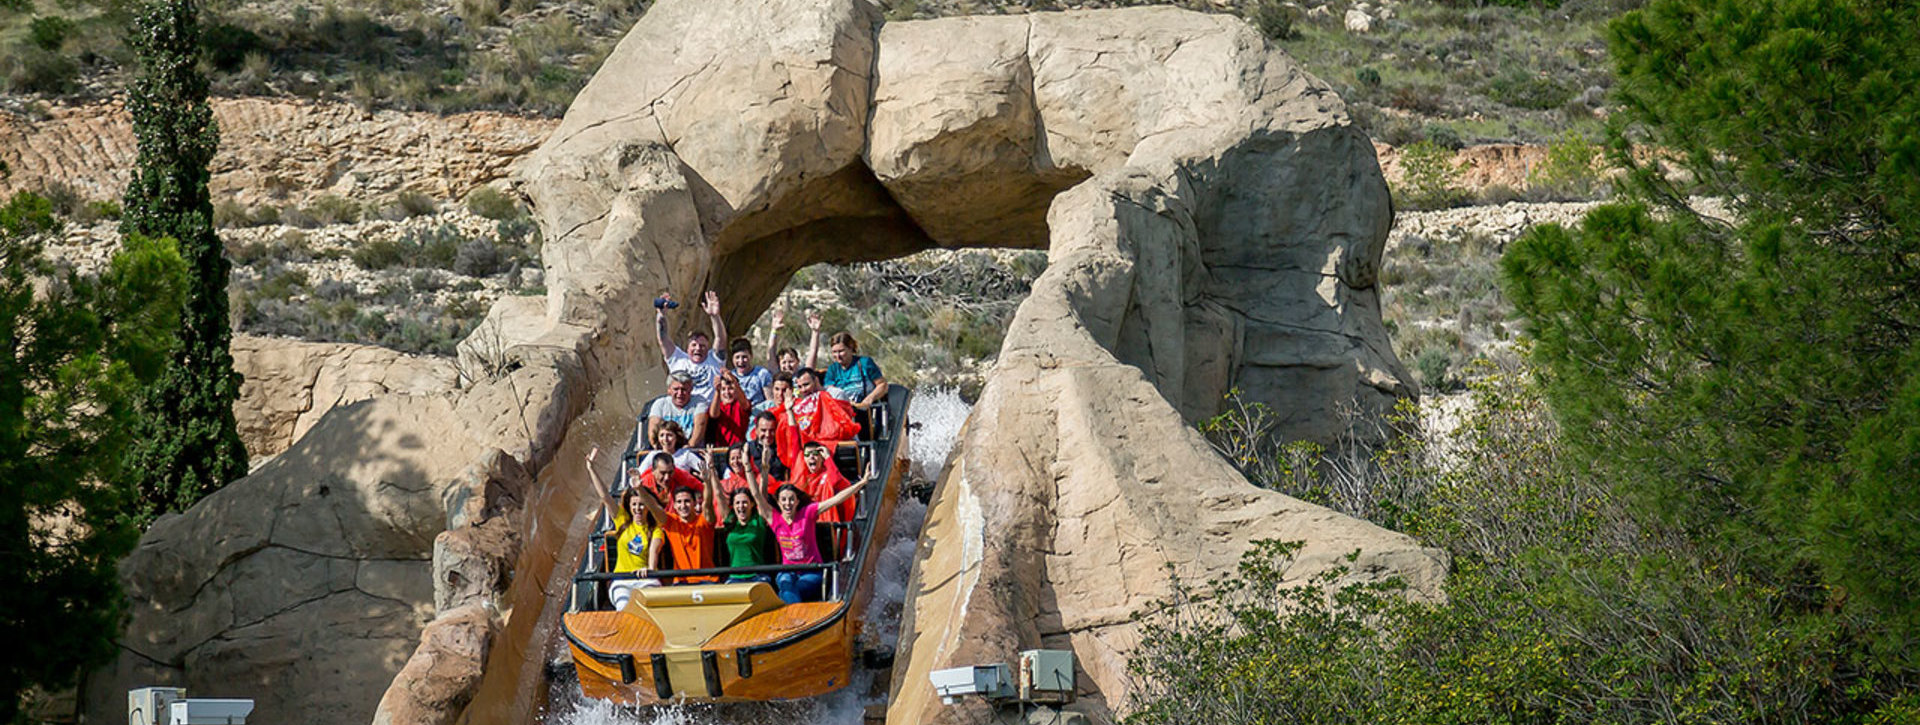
[
  {"x1": 1392, "y1": 140, "x2": 1467, "y2": 210},
  {"x1": 464, "y1": 185, "x2": 524, "y2": 221},
  {"x1": 0, "y1": 0, "x2": 1623, "y2": 129},
  {"x1": 1380, "y1": 229, "x2": 1513, "y2": 391},
  {"x1": 227, "y1": 224, "x2": 523, "y2": 355},
  {"x1": 1526, "y1": 130, "x2": 1608, "y2": 200},
  {"x1": 1278, "y1": 0, "x2": 1631, "y2": 144},
  {"x1": 0, "y1": 0, "x2": 642, "y2": 115}
]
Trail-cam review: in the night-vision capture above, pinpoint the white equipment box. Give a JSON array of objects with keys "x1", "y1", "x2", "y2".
[
  {"x1": 128, "y1": 687, "x2": 185, "y2": 725},
  {"x1": 1018, "y1": 649, "x2": 1076, "y2": 703},
  {"x1": 929, "y1": 663, "x2": 1015, "y2": 704},
  {"x1": 168, "y1": 699, "x2": 253, "y2": 725}
]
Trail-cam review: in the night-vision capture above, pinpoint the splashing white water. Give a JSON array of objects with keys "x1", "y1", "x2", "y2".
[
  {"x1": 906, "y1": 387, "x2": 970, "y2": 483},
  {"x1": 544, "y1": 389, "x2": 969, "y2": 725}
]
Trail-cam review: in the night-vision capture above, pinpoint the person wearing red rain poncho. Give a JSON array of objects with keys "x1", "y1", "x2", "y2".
[
  {"x1": 782, "y1": 440, "x2": 858, "y2": 557},
  {"x1": 786, "y1": 441, "x2": 857, "y2": 524},
  {"x1": 772, "y1": 367, "x2": 861, "y2": 474}
]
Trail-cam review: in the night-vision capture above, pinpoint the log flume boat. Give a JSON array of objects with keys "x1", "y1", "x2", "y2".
[{"x1": 561, "y1": 386, "x2": 912, "y2": 703}]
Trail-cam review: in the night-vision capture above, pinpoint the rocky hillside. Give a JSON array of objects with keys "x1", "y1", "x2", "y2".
[{"x1": 3, "y1": 0, "x2": 1629, "y2": 143}]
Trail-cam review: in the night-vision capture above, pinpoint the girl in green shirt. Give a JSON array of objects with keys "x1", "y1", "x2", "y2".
[{"x1": 709, "y1": 445, "x2": 777, "y2": 583}]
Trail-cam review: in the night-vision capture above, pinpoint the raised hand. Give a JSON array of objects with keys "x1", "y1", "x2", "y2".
[
  {"x1": 806, "y1": 309, "x2": 822, "y2": 332},
  {"x1": 770, "y1": 306, "x2": 785, "y2": 330},
  {"x1": 703, "y1": 290, "x2": 722, "y2": 317},
  {"x1": 587, "y1": 445, "x2": 601, "y2": 465}
]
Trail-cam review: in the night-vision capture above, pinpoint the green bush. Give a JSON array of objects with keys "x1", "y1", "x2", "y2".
[
  {"x1": 302, "y1": 194, "x2": 361, "y2": 226},
  {"x1": 1485, "y1": 68, "x2": 1574, "y2": 110},
  {"x1": 1387, "y1": 83, "x2": 1446, "y2": 115},
  {"x1": 349, "y1": 237, "x2": 406, "y2": 270},
  {"x1": 27, "y1": 15, "x2": 74, "y2": 50},
  {"x1": 199, "y1": 22, "x2": 263, "y2": 70},
  {"x1": 1423, "y1": 123, "x2": 1464, "y2": 150},
  {"x1": 452, "y1": 238, "x2": 507, "y2": 276},
  {"x1": 1413, "y1": 346, "x2": 1451, "y2": 390},
  {"x1": 1525, "y1": 130, "x2": 1603, "y2": 200},
  {"x1": 348, "y1": 223, "x2": 519, "y2": 273},
  {"x1": 83, "y1": 199, "x2": 121, "y2": 222},
  {"x1": 1393, "y1": 141, "x2": 1464, "y2": 210},
  {"x1": 1137, "y1": 371, "x2": 1907, "y2": 725},
  {"x1": 215, "y1": 201, "x2": 281, "y2": 228},
  {"x1": 464, "y1": 185, "x2": 522, "y2": 221},
  {"x1": 3, "y1": 44, "x2": 79, "y2": 93},
  {"x1": 1246, "y1": 0, "x2": 1298, "y2": 41},
  {"x1": 393, "y1": 190, "x2": 436, "y2": 218}
]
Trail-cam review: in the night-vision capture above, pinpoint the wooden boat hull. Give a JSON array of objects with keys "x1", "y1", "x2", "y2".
[{"x1": 565, "y1": 600, "x2": 856, "y2": 703}]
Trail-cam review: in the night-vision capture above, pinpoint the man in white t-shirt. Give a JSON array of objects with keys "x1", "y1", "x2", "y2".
[{"x1": 654, "y1": 290, "x2": 728, "y2": 403}]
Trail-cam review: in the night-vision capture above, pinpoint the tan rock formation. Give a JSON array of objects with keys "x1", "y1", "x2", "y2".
[
  {"x1": 870, "y1": 13, "x2": 1438, "y2": 722},
  {"x1": 472, "y1": 3, "x2": 1435, "y2": 724},
  {"x1": 1375, "y1": 141, "x2": 1551, "y2": 193},
  {"x1": 231, "y1": 334, "x2": 460, "y2": 461},
  {"x1": 372, "y1": 603, "x2": 501, "y2": 725},
  {"x1": 88, "y1": 3, "x2": 1442, "y2": 724},
  {"x1": 0, "y1": 97, "x2": 553, "y2": 207},
  {"x1": 82, "y1": 355, "x2": 583, "y2": 725}
]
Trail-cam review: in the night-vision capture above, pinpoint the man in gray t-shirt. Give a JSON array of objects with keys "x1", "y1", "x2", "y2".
[
  {"x1": 645, "y1": 371, "x2": 708, "y2": 447},
  {"x1": 654, "y1": 290, "x2": 728, "y2": 404}
]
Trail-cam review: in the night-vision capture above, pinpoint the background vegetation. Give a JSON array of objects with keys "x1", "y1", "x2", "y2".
[
  {"x1": 0, "y1": 0, "x2": 646, "y2": 114},
  {"x1": 753, "y1": 249, "x2": 1047, "y2": 401},
  {"x1": 1159, "y1": 370, "x2": 1915, "y2": 724},
  {"x1": 219, "y1": 187, "x2": 545, "y2": 358},
  {"x1": 0, "y1": 0, "x2": 1627, "y2": 136}
]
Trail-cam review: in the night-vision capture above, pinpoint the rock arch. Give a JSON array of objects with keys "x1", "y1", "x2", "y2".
[
  {"x1": 85, "y1": 2, "x2": 1444, "y2": 724},
  {"x1": 470, "y1": 1, "x2": 1440, "y2": 722}
]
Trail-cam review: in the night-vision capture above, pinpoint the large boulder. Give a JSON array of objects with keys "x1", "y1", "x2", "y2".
[
  {"x1": 869, "y1": 12, "x2": 1435, "y2": 722},
  {"x1": 458, "y1": 4, "x2": 1432, "y2": 724},
  {"x1": 231, "y1": 334, "x2": 460, "y2": 461},
  {"x1": 82, "y1": 357, "x2": 582, "y2": 725}
]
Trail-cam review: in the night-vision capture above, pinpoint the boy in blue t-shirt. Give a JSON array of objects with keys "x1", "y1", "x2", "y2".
[{"x1": 726, "y1": 337, "x2": 774, "y2": 406}]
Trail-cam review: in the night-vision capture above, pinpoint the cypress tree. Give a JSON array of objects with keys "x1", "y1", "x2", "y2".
[{"x1": 120, "y1": 0, "x2": 247, "y2": 521}]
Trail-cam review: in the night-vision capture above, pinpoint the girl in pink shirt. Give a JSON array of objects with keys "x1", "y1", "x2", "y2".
[{"x1": 754, "y1": 460, "x2": 872, "y2": 603}]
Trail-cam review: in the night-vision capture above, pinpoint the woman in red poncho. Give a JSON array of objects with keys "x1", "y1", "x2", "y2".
[
  {"x1": 773, "y1": 368, "x2": 861, "y2": 474},
  {"x1": 705, "y1": 371, "x2": 751, "y2": 448}
]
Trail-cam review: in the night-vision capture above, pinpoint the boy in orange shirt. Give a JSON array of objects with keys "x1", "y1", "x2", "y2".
[{"x1": 632, "y1": 454, "x2": 718, "y2": 584}]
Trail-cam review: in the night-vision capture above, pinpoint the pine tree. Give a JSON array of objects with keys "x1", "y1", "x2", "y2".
[
  {"x1": 1503, "y1": 0, "x2": 1920, "y2": 670},
  {"x1": 119, "y1": 0, "x2": 247, "y2": 521},
  {"x1": 0, "y1": 192, "x2": 187, "y2": 721}
]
